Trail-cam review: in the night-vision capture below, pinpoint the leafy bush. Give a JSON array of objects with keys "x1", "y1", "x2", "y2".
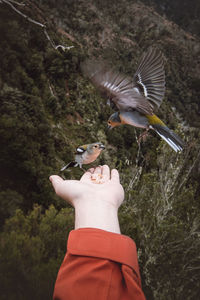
[{"x1": 0, "y1": 205, "x2": 74, "y2": 300}]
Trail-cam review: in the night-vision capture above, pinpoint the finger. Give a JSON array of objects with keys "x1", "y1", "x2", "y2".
[
  {"x1": 111, "y1": 169, "x2": 120, "y2": 183},
  {"x1": 81, "y1": 170, "x2": 92, "y2": 182},
  {"x1": 102, "y1": 165, "x2": 110, "y2": 180},
  {"x1": 93, "y1": 165, "x2": 102, "y2": 174},
  {"x1": 49, "y1": 175, "x2": 64, "y2": 194},
  {"x1": 88, "y1": 167, "x2": 95, "y2": 174}
]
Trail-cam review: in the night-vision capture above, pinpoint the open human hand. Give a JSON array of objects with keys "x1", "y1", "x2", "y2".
[{"x1": 49, "y1": 165, "x2": 124, "y2": 210}]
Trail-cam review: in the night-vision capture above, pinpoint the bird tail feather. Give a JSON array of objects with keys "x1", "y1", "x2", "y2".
[
  {"x1": 60, "y1": 161, "x2": 78, "y2": 171},
  {"x1": 151, "y1": 124, "x2": 184, "y2": 152}
]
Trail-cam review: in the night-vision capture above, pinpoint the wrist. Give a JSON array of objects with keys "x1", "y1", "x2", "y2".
[{"x1": 74, "y1": 198, "x2": 121, "y2": 234}]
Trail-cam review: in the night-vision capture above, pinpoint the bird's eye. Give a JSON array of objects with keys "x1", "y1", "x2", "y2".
[{"x1": 94, "y1": 145, "x2": 98, "y2": 148}]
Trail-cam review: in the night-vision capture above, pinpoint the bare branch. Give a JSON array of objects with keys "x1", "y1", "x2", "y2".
[
  {"x1": 4, "y1": 0, "x2": 25, "y2": 5},
  {"x1": 44, "y1": 28, "x2": 74, "y2": 51},
  {"x1": 2, "y1": 0, "x2": 45, "y2": 27},
  {"x1": 55, "y1": 45, "x2": 74, "y2": 51},
  {"x1": 1, "y1": 0, "x2": 74, "y2": 51}
]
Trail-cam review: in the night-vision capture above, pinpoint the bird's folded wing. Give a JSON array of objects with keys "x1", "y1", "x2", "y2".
[
  {"x1": 134, "y1": 47, "x2": 165, "y2": 110},
  {"x1": 81, "y1": 59, "x2": 153, "y2": 115},
  {"x1": 75, "y1": 145, "x2": 87, "y2": 154}
]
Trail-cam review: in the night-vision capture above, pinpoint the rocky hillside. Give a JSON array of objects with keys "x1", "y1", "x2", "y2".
[{"x1": 0, "y1": 0, "x2": 200, "y2": 299}]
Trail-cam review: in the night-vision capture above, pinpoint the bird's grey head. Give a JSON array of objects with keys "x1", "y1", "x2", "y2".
[
  {"x1": 107, "y1": 112, "x2": 122, "y2": 129},
  {"x1": 87, "y1": 142, "x2": 105, "y2": 153}
]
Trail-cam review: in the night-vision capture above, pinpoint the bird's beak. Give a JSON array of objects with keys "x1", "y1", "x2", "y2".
[
  {"x1": 100, "y1": 144, "x2": 105, "y2": 150},
  {"x1": 107, "y1": 124, "x2": 112, "y2": 130}
]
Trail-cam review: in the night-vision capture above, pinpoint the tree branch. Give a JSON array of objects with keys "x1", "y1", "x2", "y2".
[{"x1": 1, "y1": 0, "x2": 74, "y2": 51}]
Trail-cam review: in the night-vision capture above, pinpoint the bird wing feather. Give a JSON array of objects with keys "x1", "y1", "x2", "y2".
[
  {"x1": 81, "y1": 59, "x2": 153, "y2": 115},
  {"x1": 75, "y1": 144, "x2": 88, "y2": 154},
  {"x1": 134, "y1": 47, "x2": 165, "y2": 110}
]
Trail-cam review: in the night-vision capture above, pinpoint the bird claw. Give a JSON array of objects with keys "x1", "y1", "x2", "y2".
[{"x1": 137, "y1": 130, "x2": 150, "y2": 144}]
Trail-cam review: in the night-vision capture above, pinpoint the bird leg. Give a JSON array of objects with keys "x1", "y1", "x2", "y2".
[
  {"x1": 80, "y1": 167, "x2": 87, "y2": 172},
  {"x1": 138, "y1": 129, "x2": 150, "y2": 143}
]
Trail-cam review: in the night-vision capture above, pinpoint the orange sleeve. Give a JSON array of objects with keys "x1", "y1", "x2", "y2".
[{"x1": 53, "y1": 228, "x2": 146, "y2": 300}]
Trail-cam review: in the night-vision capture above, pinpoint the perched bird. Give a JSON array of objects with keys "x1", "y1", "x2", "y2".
[
  {"x1": 82, "y1": 47, "x2": 184, "y2": 152},
  {"x1": 60, "y1": 142, "x2": 105, "y2": 171}
]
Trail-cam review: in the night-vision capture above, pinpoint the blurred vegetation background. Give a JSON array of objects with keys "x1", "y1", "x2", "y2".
[{"x1": 0, "y1": 0, "x2": 200, "y2": 299}]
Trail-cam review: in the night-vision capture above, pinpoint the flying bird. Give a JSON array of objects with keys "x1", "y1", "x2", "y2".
[
  {"x1": 60, "y1": 142, "x2": 105, "y2": 171},
  {"x1": 81, "y1": 47, "x2": 184, "y2": 152}
]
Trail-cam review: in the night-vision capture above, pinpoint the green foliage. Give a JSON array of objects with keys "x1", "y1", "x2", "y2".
[
  {"x1": 0, "y1": 205, "x2": 74, "y2": 300},
  {"x1": 0, "y1": 0, "x2": 200, "y2": 299},
  {"x1": 0, "y1": 85, "x2": 58, "y2": 210},
  {"x1": 142, "y1": 0, "x2": 200, "y2": 37},
  {"x1": 0, "y1": 190, "x2": 23, "y2": 226},
  {"x1": 119, "y1": 145, "x2": 200, "y2": 299}
]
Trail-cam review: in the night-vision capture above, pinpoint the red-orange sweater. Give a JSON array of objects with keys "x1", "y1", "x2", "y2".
[{"x1": 53, "y1": 228, "x2": 146, "y2": 300}]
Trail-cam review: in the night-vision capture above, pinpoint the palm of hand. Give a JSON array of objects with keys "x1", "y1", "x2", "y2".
[{"x1": 50, "y1": 165, "x2": 124, "y2": 209}]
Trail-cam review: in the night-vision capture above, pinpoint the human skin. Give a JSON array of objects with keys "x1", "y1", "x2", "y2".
[{"x1": 49, "y1": 165, "x2": 124, "y2": 234}]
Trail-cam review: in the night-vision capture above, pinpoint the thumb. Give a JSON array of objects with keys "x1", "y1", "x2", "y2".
[
  {"x1": 111, "y1": 169, "x2": 120, "y2": 183},
  {"x1": 49, "y1": 175, "x2": 64, "y2": 194}
]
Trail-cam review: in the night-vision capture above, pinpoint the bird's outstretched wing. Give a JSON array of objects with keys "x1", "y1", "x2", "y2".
[
  {"x1": 81, "y1": 59, "x2": 153, "y2": 115},
  {"x1": 134, "y1": 47, "x2": 165, "y2": 110}
]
